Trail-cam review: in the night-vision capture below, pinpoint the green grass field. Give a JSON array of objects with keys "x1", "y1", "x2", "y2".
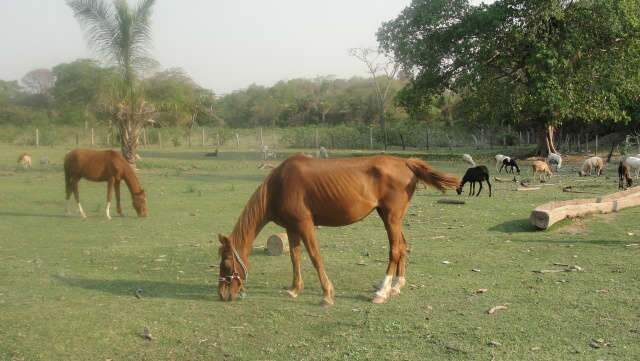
[{"x1": 1, "y1": 145, "x2": 639, "y2": 361}]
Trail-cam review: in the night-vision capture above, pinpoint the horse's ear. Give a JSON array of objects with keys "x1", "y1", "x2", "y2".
[{"x1": 218, "y1": 234, "x2": 230, "y2": 246}]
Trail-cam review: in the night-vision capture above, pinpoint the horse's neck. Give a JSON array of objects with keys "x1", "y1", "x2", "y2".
[
  {"x1": 230, "y1": 186, "x2": 270, "y2": 258},
  {"x1": 122, "y1": 166, "x2": 142, "y2": 194}
]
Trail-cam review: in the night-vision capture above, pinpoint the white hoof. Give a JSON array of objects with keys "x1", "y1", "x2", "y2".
[
  {"x1": 372, "y1": 294, "x2": 388, "y2": 304},
  {"x1": 286, "y1": 289, "x2": 298, "y2": 298}
]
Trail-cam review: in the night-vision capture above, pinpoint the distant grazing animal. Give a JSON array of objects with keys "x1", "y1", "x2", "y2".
[
  {"x1": 578, "y1": 156, "x2": 604, "y2": 176},
  {"x1": 456, "y1": 165, "x2": 491, "y2": 197},
  {"x1": 618, "y1": 161, "x2": 633, "y2": 190},
  {"x1": 318, "y1": 146, "x2": 329, "y2": 159},
  {"x1": 217, "y1": 155, "x2": 459, "y2": 305},
  {"x1": 623, "y1": 156, "x2": 640, "y2": 179},
  {"x1": 206, "y1": 149, "x2": 219, "y2": 157},
  {"x1": 531, "y1": 160, "x2": 552, "y2": 182},
  {"x1": 462, "y1": 154, "x2": 476, "y2": 167},
  {"x1": 500, "y1": 158, "x2": 520, "y2": 174},
  {"x1": 495, "y1": 154, "x2": 509, "y2": 172},
  {"x1": 17, "y1": 153, "x2": 32, "y2": 169},
  {"x1": 64, "y1": 149, "x2": 147, "y2": 219},
  {"x1": 547, "y1": 152, "x2": 562, "y2": 171}
]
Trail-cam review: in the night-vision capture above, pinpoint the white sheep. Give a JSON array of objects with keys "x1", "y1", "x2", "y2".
[
  {"x1": 578, "y1": 156, "x2": 604, "y2": 176},
  {"x1": 547, "y1": 152, "x2": 562, "y2": 171},
  {"x1": 462, "y1": 154, "x2": 476, "y2": 167},
  {"x1": 623, "y1": 156, "x2": 640, "y2": 178}
]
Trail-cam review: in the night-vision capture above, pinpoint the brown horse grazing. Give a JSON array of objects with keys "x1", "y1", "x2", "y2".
[
  {"x1": 218, "y1": 154, "x2": 459, "y2": 305},
  {"x1": 18, "y1": 153, "x2": 32, "y2": 169},
  {"x1": 64, "y1": 149, "x2": 147, "y2": 219}
]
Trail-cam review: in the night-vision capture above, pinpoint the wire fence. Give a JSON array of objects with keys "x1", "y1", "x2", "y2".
[{"x1": 1, "y1": 124, "x2": 546, "y2": 152}]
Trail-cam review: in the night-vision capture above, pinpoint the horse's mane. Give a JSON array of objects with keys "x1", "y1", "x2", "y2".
[{"x1": 230, "y1": 172, "x2": 271, "y2": 247}]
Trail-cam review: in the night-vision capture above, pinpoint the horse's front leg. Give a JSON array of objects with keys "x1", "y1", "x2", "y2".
[
  {"x1": 285, "y1": 230, "x2": 304, "y2": 298},
  {"x1": 298, "y1": 221, "x2": 334, "y2": 306},
  {"x1": 105, "y1": 178, "x2": 114, "y2": 220}
]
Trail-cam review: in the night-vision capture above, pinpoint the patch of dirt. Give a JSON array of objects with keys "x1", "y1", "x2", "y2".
[
  {"x1": 594, "y1": 212, "x2": 618, "y2": 223},
  {"x1": 559, "y1": 218, "x2": 588, "y2": 235}
]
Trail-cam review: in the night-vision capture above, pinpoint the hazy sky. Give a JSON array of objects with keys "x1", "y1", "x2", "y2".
[{"x1": 0, "y1": 0, "x2": 490, "y2": 94}]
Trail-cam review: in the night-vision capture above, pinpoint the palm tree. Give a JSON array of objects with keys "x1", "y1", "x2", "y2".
[{"x1": 67, "y1": 0, "x2": 157, "y2": 164}]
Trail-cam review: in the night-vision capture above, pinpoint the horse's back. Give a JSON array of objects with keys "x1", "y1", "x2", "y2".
[{"x1": 64, "y1": 149, "x2": 126, "y2": 180}]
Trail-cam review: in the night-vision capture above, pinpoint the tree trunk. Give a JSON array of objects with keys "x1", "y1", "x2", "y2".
[
  {"x1": 535, "y1": 125, "x2": 558, "y2": 156},
  {"x1": 120, "y1": 125, "x2": 138, "y2": 166}
]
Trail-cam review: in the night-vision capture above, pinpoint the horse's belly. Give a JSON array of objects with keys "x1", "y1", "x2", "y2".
[{"x1": 311, "y1": 200, "x2": 377, "y2": 226}]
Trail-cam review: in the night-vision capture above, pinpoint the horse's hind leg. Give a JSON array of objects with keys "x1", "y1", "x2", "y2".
[
  {"x1": 65, "y1": 173, "x2": 73, "y2": 215},
  {"x1": 285, "y1": 230, "x2": 304, "y2": 298},
  {"x1": 390, "y1": 232, "x2": 408, "y2": 296},
  {"x1": 114, "y1": 180, "x2": 123, "y2": 216},
  {"x1": 71, "y1": 179, "x2": 86, "y2": 219},
  {"x1": 297, "y1": 221, "x2": 334, "y2": 306},
  {"x1": 476, "y1": 181, "x2": 483, "y2": 196},
  {"x1": 374, "y1": 207, "x2": 408, "y2": 304}
]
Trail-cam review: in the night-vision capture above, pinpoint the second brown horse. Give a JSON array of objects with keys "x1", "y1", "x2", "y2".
[
  {"x1": 218, "y1": 154, "x2": 459, "y2": 305},
  {"x1": 64, "y1": 149, "x2": 147, "y2": 219}
]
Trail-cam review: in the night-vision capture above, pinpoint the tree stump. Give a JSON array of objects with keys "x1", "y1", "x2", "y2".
[
  {"x1": 266, "y1": 233, "x2": 289, "y2": 256},
  {"x1": 530, "y1": 187, "x2": 640, "y2": 229}
]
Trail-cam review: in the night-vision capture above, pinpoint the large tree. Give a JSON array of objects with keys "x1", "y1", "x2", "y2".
[
  {"x1": 378, "y1": 0, "x2": 640, "y2": 155},
  {"x1": 67, "y1": 0, "x2": 157, "y2": 164}
]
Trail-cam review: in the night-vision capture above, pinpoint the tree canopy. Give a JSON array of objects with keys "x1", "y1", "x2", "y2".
[{"x1": 378, "y1": 0, "x2": 640, "y2": 153}]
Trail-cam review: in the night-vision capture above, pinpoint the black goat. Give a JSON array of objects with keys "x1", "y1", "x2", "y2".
[
  {"x1": 618, "y1": 161, "x2": 633, "y2": 190},
  {"x1": 456, "y1": 165, "x2": 492, "y2": 197},
  {"x1": 500, "y1": 158, "x2": 520, "y2": 174}
]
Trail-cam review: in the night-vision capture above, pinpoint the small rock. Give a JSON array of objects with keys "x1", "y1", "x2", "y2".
[
  {"x1": 488, "y1": 340, "x2": 502, "y2": 347},
  {"x1": 475, "y1": 288, "x2": 488, "y2": 294},
  {"x1": 472, "y1": 268, "x2": 481, "y2": 272},
  {"x1": 441, "y1": 261, "x2": 450, "y2": 265},
  {"x1": 530, "y1": 346, "x2": 541, "y2": 351},
  {"x1": 135, "y1": 288, "x2": 143, "y2": 299}
]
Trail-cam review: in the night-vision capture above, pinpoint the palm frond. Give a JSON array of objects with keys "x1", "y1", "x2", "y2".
[{"x1": 66, "y1": 0, "x2": 118, "y2": 63}]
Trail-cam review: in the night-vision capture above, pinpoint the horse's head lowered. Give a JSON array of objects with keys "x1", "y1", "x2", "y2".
[
  {"x1": 217, "y1": 234, "x2": 248, "y2": 301},
  {"x1": 132, "y1": 189, "x2": 147, "y2": 217}
]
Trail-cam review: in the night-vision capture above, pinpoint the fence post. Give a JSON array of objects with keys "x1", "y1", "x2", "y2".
[
  {"x1": 315, "y1": 128, "x2": 319, "y2": 148},
  {"x1": 158, "y1": 131, "x2": 162, "y2": 148},
  {"x1": 217, "y1": 132, "x2": 220, "y2": 147},
  {"x1": 235, "y1": 132, "x2": 240, "y2": 150},
  {"x1": 75, "y1": 134, "x2": 79, "y2": 146},
  {"x1": 91, "y1": 128, "x2": 95, "y2": 146},
  {"x1": 202, "y1": 128, "x2": 206, "y2": 147},
  {"x1": 259, "y1": 127, "x2": 264, "y2": 146},
  {"x1": 35, "y1": 128, "x2": 39, "y2": 147},
  {"x1": 425, "y1": 127, "x2": 429, "y2": 150},
  {"x1": 142, "y1": 128, "x2": 148, "y2": 146},
  {"x1": 369, "y1": 127, "x2": 373, "y2": 149}
]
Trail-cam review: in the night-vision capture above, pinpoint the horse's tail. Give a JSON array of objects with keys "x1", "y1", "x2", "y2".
[{"x1": 406, "y1": 158, "x2": 460, "y2": 192}]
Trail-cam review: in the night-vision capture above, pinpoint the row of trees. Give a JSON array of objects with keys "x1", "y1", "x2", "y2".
[{"x1": 4, "y1": 0, "x2": 640, "y2": 158}]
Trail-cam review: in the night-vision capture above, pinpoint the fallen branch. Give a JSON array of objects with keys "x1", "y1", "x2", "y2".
[
  {"x1": 487, "y1": 305, "x2": 508, "y2": 315},
  {"x1": 517, "y1": 187, "x2": 541, "y2": 191}
]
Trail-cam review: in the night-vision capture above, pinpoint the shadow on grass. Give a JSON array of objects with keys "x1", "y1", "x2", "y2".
[
  {"x1": 511, "y1": 238, "x2": 628, "y2": 246},
  {"x1": 0, "y1": 211, "x2": 69, "y2": 219},
  {"x1": 52, "y1": 275, "x2": 214, "y2": 301},
  {"x1": 489, "y1": 219, "x2": 538, "y2": 233}
]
